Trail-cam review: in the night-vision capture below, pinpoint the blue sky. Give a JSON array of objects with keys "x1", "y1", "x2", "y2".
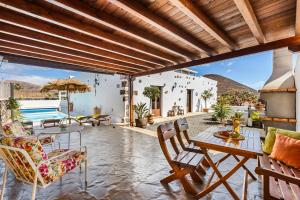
[
  {"x1": 189, "y1": 51, "x2": 273, "y2": 90},
  {"x1": 0, "y1": 51, "x2": 275, "y2": 89}
]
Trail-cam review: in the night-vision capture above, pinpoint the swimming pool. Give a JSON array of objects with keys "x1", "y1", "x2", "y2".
[{"x1": 20, "y1": 108, "x2": 68, "y2": 122}]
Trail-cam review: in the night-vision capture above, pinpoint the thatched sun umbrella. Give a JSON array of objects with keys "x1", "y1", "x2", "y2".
[{"x1": 41, "y1": 79, "x2": 91, "y2": 121}]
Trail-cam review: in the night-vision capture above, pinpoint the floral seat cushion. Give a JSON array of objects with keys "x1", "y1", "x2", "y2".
[
  {"x1": 0, "y1": 137, "x2": 86, "y2": 185},
  {"x1": 1, "y1": 121, "x2": 55, "y2": 146}
]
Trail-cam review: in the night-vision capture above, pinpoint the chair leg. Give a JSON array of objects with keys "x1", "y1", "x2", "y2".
[
  {"x1": 0, "y1": 164, "x2": 8, "y2": 200},
  {"x1": 196, "y1": 165, "x2": 206, "y2": 175},
  {"x1": 190, "y1": 171, "x2": 204, "y2": 184},
  {"x1": 180, "y1": 175, "x2": 198, "y2": 196},
  {"x1": 160, "y1": 173, "x2": 177, "y2": 184},
  {"x1": 31, "y1": 174, "x2": 38, "y2": 200}
]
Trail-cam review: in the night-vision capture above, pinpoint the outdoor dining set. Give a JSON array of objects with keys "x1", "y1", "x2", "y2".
[{"x1": 157, "y1": 118, "x2": 300, "y2": 200}]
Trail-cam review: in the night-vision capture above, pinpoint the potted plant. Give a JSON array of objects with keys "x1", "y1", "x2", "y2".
[
  {"x1": 232, "y1": 112, "x2": 243, "y2": 134},
  {"x1": 143, "y1": 86, "x2": 160, "y2": 124},
  {"x1": 134, "y1": 102, "x2": 149, "y2": 128},
  {"x1": 6, "y1": 97, "x2": 22, "y2": 120},
  {"x1": 251, "y1": 111, "x2": 262, "y2": 128},
  {"x1": 201, "y1": 89, "x2": 213, "y2": 112},
  {"x1": 212, "y1": 97, "x2": 231, "y2": 124}
]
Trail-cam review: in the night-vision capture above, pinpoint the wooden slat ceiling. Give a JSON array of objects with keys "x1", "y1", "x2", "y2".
[{"x1": 0, "y1": 0, "x2": 299, "y2": 76}]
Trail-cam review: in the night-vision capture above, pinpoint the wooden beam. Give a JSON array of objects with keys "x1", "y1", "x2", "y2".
[
  {"x1": 296, "y1": 0, "x2": 300, "y2": 35},
  {"x1": 0, "y1": 10, "x2": 164, "y2": 68},
  {"x1": 44, "y1": 0, "x2": 195, "y2": 60},
  {"x1": 110, "y1": 0, "x2": 213, "y2": 55},
  {"x1": 134, "y1": 36, "x2": 300, "y2": 77},
  {"x1": 0, "y1": 0, "x2": 179, "y2": 64},
  {"x1": 0, "y1": 32, "x2": 150, "y2": 71},
  {"x1": 233, "y1": 0, "x2": 265, "y2": 44},
  {"x1": 0, "y1": 40, "x2": 143, "y2": 73},
  {"x1": 1, "y1": 53, "x2": 112, "y2": 74},
  {"x1": 288, "y1": 45, "x2": 300, "y2": 52},
  {"x1": 0, "y1": 45, "x2": 135, "y2": 74},
  {"x1": 171, "y1": 0, "x2": 237, "y2": 50}
]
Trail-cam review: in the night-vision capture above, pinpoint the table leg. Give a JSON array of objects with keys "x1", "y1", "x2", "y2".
[
  {"x1": 242, "y1": 170, "x2": 248, "y2": 200},
  {"x1": 233, "y1": 155, "x2": 256, "y2": 180},
  {"x1": 196, "y1": 149, "x2": 248, "y2": 200},
  {"x1": 79, "y1": 131, "x2": 82, "y2": 147},
  {"x1": 68, "y1": 132, "x2": 71, "y2": 149}
]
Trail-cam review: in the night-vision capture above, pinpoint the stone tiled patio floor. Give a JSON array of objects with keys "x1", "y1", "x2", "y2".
[{"x1": 0, "y1": 126, "x2": 262, "y2": 200}]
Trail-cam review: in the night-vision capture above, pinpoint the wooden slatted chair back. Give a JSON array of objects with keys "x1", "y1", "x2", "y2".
[
  {"x1": 174, "y1": 118, "x2": 191, "y2": 148},
  {"x1": 157, "y1": 122, "x2": 180, "y2": 165}
]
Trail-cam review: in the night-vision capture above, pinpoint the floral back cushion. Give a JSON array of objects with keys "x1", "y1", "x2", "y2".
[
  {"x1": 1, "y1": 121, "x2": 29, "y2": 137},
  {"x1": 0, "y1": 136, "x2": 48, "y2": 165}
]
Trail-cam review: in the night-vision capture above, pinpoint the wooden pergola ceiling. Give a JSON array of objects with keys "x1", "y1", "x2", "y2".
[{"x1": 0, "y1": 0, "x2": 299, "y2": 76}]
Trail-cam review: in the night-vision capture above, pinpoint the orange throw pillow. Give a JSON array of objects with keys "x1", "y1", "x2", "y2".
[{"x1": 270, "y1": 134, "x2": 300, "y2": 169}]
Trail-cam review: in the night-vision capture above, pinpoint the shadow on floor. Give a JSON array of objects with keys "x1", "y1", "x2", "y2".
[{"x1": 1, "y1": 126, "x2": 262, "y2": 200}]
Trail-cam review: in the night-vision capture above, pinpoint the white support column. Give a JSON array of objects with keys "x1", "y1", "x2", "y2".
[{"x1": 295, "y1": 53, "x2": 300, "y2": 131}]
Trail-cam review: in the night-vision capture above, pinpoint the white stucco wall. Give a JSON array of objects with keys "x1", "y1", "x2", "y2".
[
  {"x1": 133, "y1": 71, "x2": 217, "y2": 117},
  {"x1": 295, "y1": 54, "x2": 300, "y2": 131},
  {"x1": 70, "y1": 73, "x2": 126, "y2": 123},
  {"x1": 71, "y1": 70, "x2": 217, "y2": 123}
]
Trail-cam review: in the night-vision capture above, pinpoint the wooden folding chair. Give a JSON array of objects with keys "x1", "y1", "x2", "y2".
[
  {"x1": 157, "y1": 122, "x2": 205, "y2": 195},
  {"x1": 174, "y1": 118, "x2": 209, "y2": 169}
]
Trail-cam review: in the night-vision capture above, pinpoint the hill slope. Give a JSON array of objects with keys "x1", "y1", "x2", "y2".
[
  {"x1": 4, "y1": 80, "x2": 41, "y2": 91},
  {"x1": 203, "y1": 74, "x2": 258, "y2": 96}
]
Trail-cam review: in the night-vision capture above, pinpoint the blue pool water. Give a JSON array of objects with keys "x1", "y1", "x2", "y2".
[{"x1": 20, "y1": 108, "x2": 68, "y2": 122}]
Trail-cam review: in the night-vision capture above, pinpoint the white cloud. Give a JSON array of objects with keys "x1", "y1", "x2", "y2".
[
  {"x1": 247, "y1": 80, "x2": 265, "y2": 90},
  {"x1": 226, "y1": 69, "x2": 232, "y2": 73},
  {"x1": 227, "y1": 61, "x2": 233, "y2": 66},
  {"x1": 3, "y1": 74, "x2": 54, "y2": 85}
]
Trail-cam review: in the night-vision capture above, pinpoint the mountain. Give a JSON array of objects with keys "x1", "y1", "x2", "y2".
[
  {"x1": 203, "y1": 74, "x2": 259, "y2": 96},
  {"x1": 4, "y1": 80, "x2": 41, "y2": 92}
]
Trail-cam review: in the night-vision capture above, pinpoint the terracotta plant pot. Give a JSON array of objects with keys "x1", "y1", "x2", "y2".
[
  {"x1": 203, "y1": 108, "x2": 209, "y2": 113},
  {"x1": 147, "y1": 114, "x2": 154, "y2": 125},
  {"x1": 135, "y1": 118, "x2": 148, "y2": 128}
]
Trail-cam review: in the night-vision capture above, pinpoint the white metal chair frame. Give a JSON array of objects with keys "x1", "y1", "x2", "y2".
[{"x1": 0, "y1": 145, "x2": 87, "y2": 200}]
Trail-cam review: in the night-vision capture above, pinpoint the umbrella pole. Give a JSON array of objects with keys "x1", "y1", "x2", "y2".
[{"x1": 67, "y1": 89, "x2": 70, "y2": 124}]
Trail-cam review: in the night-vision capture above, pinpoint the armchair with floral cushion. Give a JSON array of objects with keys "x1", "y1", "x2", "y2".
[
  {"x1": 0, "y1": 136, "x2": 87, "y2": 200},
  {"x1": 1, "y1": 120, "x2": 56, "y2": 147}
]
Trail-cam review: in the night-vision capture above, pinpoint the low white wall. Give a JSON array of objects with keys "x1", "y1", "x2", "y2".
[
  {"x1": 19, "y1": 100, "x2": 61, "y2": 109},
  {"x1": 70, "y1": 73, "x2": 126, "y2": 123}
]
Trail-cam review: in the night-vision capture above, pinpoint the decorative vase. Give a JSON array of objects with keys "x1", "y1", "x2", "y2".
[{"x1": 233, "y1": 119, "x2": 240, "y2": 134}]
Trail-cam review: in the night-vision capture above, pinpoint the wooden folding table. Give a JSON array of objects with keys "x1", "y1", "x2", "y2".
[{"x1": 190, "y1": 126, "x2": 263, "y2": 200}]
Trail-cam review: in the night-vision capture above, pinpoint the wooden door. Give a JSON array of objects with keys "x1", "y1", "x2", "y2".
[{"x1": 187, "y1": 90, "x2": 192, "y2": 113}]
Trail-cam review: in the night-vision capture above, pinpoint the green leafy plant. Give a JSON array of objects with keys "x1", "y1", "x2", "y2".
[
  {"x1": 134, "y1": 102, "x2": 149, "y2": 119},
  {"x1": 201, "y1": 89, "x2": 213, "y2": 109},
  {"x1": 221, "y1": 90, "x2": 258, "y2": 106},
  {"x1": 6, "y1": 97, "x2": 22, "y2": 120},
  {"x1": 251, "y1": 111, "x2": 261, "y2": 121},
  {"x1": 212, "y1": 97, "x2": 231, "y2": 123},
  {"x1": 143, "y1": 86, "x2": 160, "y2": 113},
  {"x1": 232, "y1": 112, "x2": 243, "y2": 120}
]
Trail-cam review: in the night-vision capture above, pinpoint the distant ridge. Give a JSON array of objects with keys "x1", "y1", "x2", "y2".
[
  {"x1": 4, "y1": 80, "x2": 41, "y2": 92},
  {"x1": 203, "y1": 74, "x2": 258, "y2": 96}
]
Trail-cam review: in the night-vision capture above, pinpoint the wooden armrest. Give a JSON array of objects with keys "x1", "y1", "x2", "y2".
[{"x1": 255, "y1": 167, "x2": 300, "y2": 185}]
